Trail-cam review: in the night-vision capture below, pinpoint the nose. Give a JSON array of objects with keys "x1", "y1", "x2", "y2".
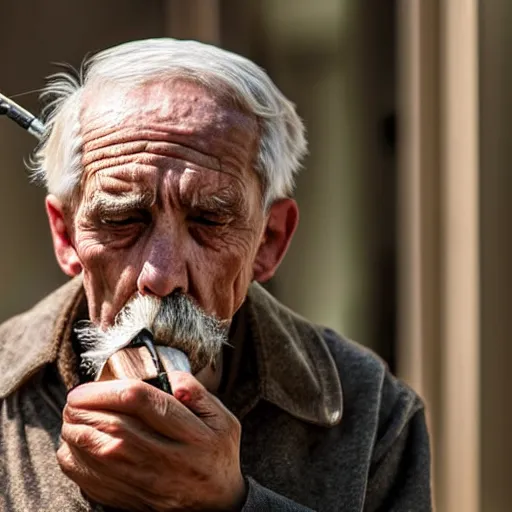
[{"x1": 136, "y1": 234, "x2": 188, "y2": 298}]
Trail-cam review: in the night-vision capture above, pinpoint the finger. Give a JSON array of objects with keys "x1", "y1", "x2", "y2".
[
  {"x1": 67, "y1": 380, "x2": 211, "y2": 442},
  {"x1": 57, "y1": 440, "x2": 99, "y2": 483},
  {"x1": 61, "y1": 422, "x2": 180, "y2": 493},
  {"x1": 167, "y1": 371, "x2": 237, "y2": 433},
  {"x1": 61, "y1": 422, "x2": 123, "y2": 460},
  {"x1": 62, "y1": 408, "x2": 187, "y2": 471},
  {"x1": 57, "y1": 441, "x2": 158, "y2": 510},
  {"x1": 63, "y1": 405, "x2": 168, "y2": 444},
  {"x1": 60, "y1": 424, "x2": 195, "y2": 506},
  {"x1": 58, "y1": 440, "x2": 137, "y2": 505}
]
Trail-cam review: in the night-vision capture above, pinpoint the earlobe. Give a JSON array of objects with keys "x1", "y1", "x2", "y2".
[
  {"x1": 45, "y1": 195, "x2": 82, "y2": 277},
  {"x1": 253, "y1": 198, "x2": 299, "y2": 283}
]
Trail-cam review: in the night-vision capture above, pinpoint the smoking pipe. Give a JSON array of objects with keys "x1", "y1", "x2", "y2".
[
  {"x1": 96, "y1": 329, "x2": 191, "y2": 395},
  {"x1": 0, "y1": 92, "x2": 44, "y2": 139}
]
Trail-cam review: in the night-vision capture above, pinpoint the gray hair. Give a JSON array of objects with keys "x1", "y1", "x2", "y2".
[{"x1": 32, "y1": 38, "x2": 307, "y2": 207}]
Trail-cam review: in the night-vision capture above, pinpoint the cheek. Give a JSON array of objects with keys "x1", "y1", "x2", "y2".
[
  {"x1": 75, "y1": 231, "x2": 130, "y2": 280},
  {"x1": 74, "y1": 231, "x2": 142, "y2": 324},
  {"x1": 191, "y1": 229, "x2": 259, "y2": 318}
]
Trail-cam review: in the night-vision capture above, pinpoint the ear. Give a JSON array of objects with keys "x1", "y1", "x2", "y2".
[
  {"x1": 253, "y1": 198, "x2": 299, "y2": 283},
  {"x1": 45, "y1": 195, "x2": 83, "y2": 277}
]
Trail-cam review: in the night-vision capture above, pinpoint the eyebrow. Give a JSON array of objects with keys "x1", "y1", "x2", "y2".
[
  {"x1": 85, "y1": 192, "x2": 155, "y2": 217},
  {"x1": 85, "y1": 183, "x2": 247, "y2": 218},
  {"x1": 189, "y1": 188, "x2": 246, "y2": 216}
]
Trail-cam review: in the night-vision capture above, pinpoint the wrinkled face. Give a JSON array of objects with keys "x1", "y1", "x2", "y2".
[{"x1": 66, "y1": 80, "x2": 267, "y2": 328}]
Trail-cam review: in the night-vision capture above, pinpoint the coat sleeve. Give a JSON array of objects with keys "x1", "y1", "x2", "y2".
[
  {"x1": 363, "y1": 398, "x2": 432, "y2": 512},
  {"x1": 241, "y1": 407, "x2": 431, "y2": 512},
  {"x1": 241, "y1": 477, "x2": 315, "y2": 511}
]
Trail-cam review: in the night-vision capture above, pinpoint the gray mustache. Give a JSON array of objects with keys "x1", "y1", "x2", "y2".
[
  {"x1": 151, "y1": 292, "x2": 229, "y2": 369},
  {"x1": 77, "y1": 291, "x2": 229, "y2": 377}
]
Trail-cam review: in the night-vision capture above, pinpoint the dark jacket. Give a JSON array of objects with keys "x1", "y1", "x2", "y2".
[{"x1": 0, "y1": 277, "x2": 431, "y2": 511}]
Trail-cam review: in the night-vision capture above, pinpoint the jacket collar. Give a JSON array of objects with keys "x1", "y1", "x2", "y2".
[
  {"x1": 0, "y1": 278, "x2": 342, "y2": 427},
  {"x1": 0, "y1": 276, "x2": 85, "y2": 399},
  {"x1": 244, "y1": 283, "x2": 343, "y2": 426}
]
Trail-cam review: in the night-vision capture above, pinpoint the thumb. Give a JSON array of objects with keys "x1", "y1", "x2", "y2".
[{"x1": 167, "y1": 371, "x2": 227, "y2": 429}]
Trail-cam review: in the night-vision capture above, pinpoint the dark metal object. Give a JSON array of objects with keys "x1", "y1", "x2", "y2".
[
  {"x1": 128, "y1": 328, "x2": 172, "y2": 394},
  {"x1": 0, "y1": 92, "x2": 44, "y2": 139}
]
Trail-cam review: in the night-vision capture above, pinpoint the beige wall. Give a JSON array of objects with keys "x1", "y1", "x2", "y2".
[
  {"x1": 398, "y1": 0, "x2": 512, "y2": 510},
  {"x1": 480, "y1": 0, "x2": 512, "y2": 510}
]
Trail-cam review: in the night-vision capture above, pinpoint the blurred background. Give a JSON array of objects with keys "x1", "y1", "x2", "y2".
[{"x1": 0, "y1": 1, "x2": 510, "y2": 511}]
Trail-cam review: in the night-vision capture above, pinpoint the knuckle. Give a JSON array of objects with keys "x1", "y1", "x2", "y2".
[
  {"x1": 56, "y1": 443, "x2": 75, "y2": 472},
  {"x1": 118, "y1": 380, "x2": 146, "y2": 407},
  {"x1": 75, "y1": 429, "x2": 93, "y2": 448},
  {"x1": 95, "y1": 436, "x2": 125, "y2": 460},
  {"x1": 63, "y1": 405, "x2": 86, "y2": 424},
  {"x1": 214, "y1": 399, "x2": 240, "y2": 434},
  {"x1": 61, "y1": 423, "x2": 89, "y2": 447},
  {"x1": 62, "y1": 404, "x2": 74, "y2": 423},
  {"x1": 151, "y1": 391, "x2": 170, "y2": 419},
  {"x1": 102, "y1": 417, "x2": 125, "y2": 437},
  {"x1": 223, "y1": 411, "x2": 242, "y2": 443},
  {"x1": 229, "y1": 414, "x2": 242, "y2": 436}
]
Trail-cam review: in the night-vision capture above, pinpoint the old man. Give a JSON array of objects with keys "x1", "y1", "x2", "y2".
[{"x1": 0, "y1": 39, "x2": 431, "y2": 511}]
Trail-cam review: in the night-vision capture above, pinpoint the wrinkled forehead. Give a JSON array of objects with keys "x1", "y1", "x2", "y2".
[
  {"x1": 79, "y1": 78, "x2": 258, "y2": 145},
  {"x1": 75, "y1": 79, "x2": 262, "y2": 211}
]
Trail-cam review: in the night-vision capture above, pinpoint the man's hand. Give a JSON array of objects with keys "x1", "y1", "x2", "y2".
[{"x1": 57, "y1": 373, "x2": 247, "y2": 511}]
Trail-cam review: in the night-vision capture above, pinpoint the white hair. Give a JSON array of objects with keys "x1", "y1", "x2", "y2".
[{"x1": 31, "y1": 38, "x2": 307, "y2": 206}]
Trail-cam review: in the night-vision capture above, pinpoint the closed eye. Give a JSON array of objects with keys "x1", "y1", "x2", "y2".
[
  {"x1": 189, "y1": 215, "x2": 227, "y2": 227},
  {"x1": 102, "y1": 217, "x2": 140, "y2": 226},
  {"x1": 100, "y1": 212, "x2": 151, "y2": 227}
]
